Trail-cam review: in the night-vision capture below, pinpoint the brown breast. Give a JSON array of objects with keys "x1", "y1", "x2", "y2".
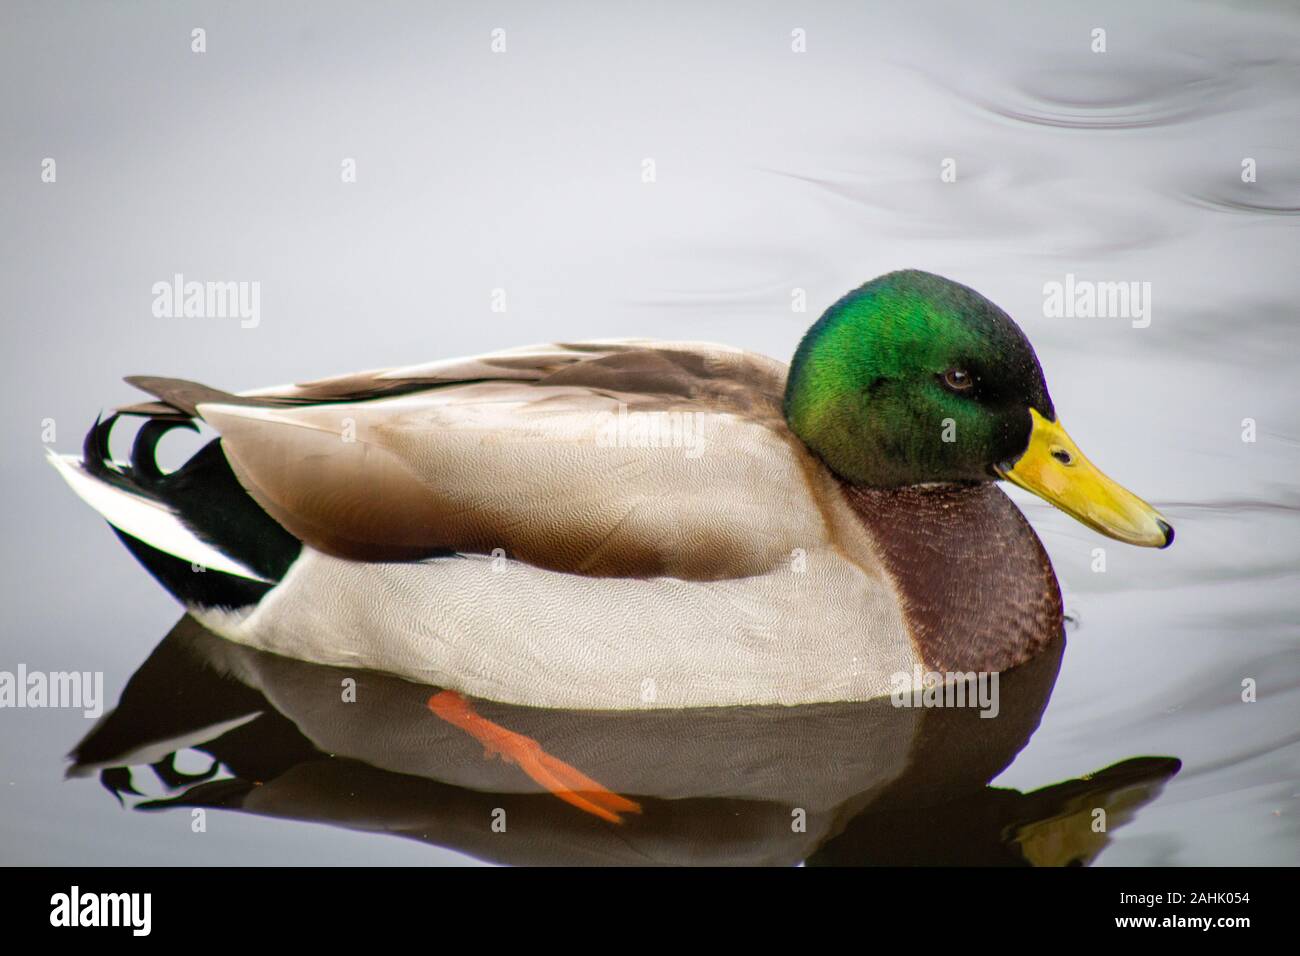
[{"x1": 840, "y1": 482, "x2": 1063, "y2": 673}]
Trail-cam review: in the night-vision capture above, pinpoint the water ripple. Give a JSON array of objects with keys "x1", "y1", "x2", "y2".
[
  {"x1": 1181, "y1": 187, "x2": 1300, "y2": 217},
  {"x1": 971, "y1": 64, "x2": 1244, "y2": 130}
]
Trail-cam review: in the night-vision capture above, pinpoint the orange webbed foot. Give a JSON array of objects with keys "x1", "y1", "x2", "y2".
[{"x1": 427, "y1": 690, "x2": 642, "y2": 824}]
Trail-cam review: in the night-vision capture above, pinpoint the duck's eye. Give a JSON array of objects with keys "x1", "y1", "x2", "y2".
[{"x1": 942, "y1": 368, "x2": 973, "y2": 392}]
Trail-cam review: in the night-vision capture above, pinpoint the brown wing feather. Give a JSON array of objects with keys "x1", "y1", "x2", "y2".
[
  {"x1": 121, "y1": 341, "x2": 819, "y2": 580},
  {"x1": 121, "y1": 341, "x2": 787, "y2": 418}
]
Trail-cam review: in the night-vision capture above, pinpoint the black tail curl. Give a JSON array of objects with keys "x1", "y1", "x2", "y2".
[{"x1": 83, "y1": 413, "x2": 199, "y2": 490}]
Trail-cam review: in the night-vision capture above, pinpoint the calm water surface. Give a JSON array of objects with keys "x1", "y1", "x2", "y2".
[{"x1": 1, "y1": 1, "x2": 1297, "y2": 864}]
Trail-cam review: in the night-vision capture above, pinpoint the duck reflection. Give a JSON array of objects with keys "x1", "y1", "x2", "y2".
[{"x1": 68, "y1": 616, "x2": 1178, "y2": 866}]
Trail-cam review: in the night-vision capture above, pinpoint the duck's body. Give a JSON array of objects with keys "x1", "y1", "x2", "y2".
[{"x1": 51, "y1": 271, "x2": 1168, "y2": 709}]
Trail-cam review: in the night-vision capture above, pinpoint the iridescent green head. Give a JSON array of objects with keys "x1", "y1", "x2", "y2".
[
  {"x1": 783, "y1": 270, "x2": 1054, "y2": 488},
  {"x1": 783, "y1": 269, "x2": 1174, "y2": 548}
]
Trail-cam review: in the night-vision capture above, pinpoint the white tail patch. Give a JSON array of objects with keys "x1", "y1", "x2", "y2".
[{"x1": 46, "y1": 450, "x2": 271, "y2": 582}]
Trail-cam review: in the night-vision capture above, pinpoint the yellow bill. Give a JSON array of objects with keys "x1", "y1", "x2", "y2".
[{"x1": 996, "y1": 408, "x2": 1173, "y2": 549}]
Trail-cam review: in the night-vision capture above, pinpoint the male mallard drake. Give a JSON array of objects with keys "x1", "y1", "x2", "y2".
[{"x1": 51, "y1": 270, "x2": 1172, "y2": 709}]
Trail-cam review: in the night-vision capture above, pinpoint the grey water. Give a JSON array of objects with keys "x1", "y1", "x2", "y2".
[{"x1": 1, "y1": 1, "x2": 1297, "y2": 864}]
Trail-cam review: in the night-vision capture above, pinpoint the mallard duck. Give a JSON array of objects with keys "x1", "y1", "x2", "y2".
[{"x1": 51, "y1": 270, "x2": 1171, "y2": 709}]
